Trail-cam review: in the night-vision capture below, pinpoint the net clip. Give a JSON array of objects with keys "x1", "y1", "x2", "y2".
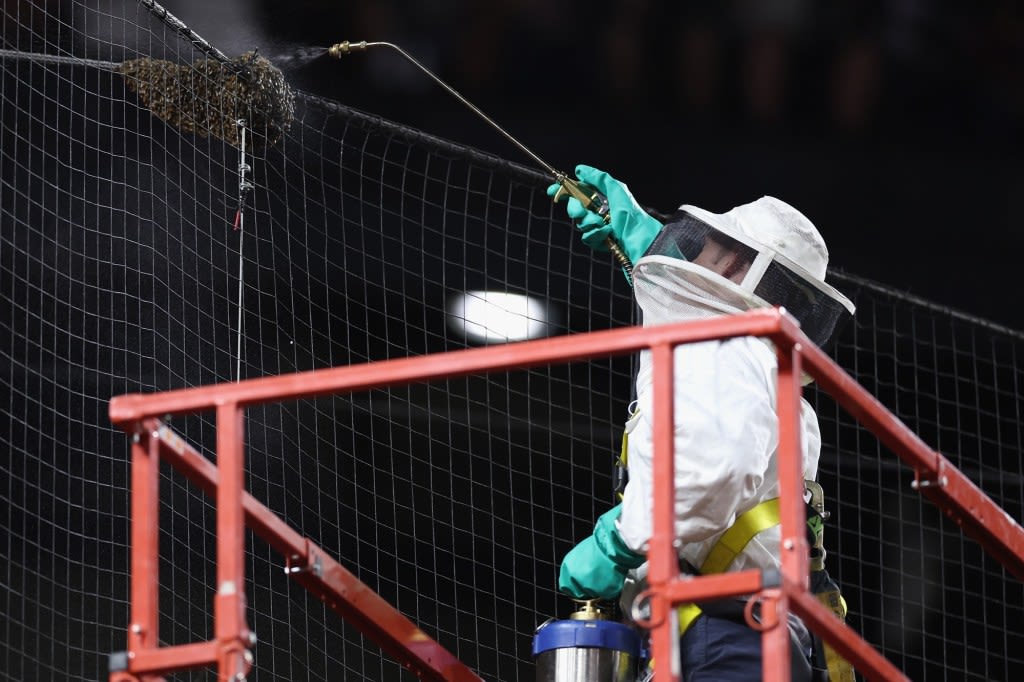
[
  {"x1": 232, "y1": 119, "x2": 254, "y2": 231},
  {"x1": 284, "y1": 543, "x2": 323, "y2": 577},
  {"x1": 911, "y1": 470, "x2": 948, "y2": 490}
]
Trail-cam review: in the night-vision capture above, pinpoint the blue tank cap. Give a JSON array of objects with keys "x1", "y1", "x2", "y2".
[{"x1": 532, "y1": 619, "x2": 641, "y2": 657}]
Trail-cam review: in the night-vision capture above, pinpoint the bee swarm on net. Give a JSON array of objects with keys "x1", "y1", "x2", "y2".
[{"x1": 118, "y1": 51, "x2": 295, "y2": 150}]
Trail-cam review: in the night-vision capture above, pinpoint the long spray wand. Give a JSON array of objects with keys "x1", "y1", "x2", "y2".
[{"x1": 328, "y1": 40, "x2": 635, "y2": 284}]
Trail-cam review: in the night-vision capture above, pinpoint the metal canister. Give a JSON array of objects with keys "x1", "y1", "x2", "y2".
[{"x1": 533, "y1": 601, "x2": 641, "y2": 682}]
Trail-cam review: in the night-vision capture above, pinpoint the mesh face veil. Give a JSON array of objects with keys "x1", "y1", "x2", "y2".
[{"x1": 637, "y1": 196, "x2": 855, "y2": 349}]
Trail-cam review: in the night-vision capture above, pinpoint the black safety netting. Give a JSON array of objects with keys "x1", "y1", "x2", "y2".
[{"x1": 2, "y1": 2, "x2": 1023, "y2": 681}]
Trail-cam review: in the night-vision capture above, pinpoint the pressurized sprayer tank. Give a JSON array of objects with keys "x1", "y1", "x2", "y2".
[{"x1": 532, "y1": 600, "x2": 642, "y2": 682}]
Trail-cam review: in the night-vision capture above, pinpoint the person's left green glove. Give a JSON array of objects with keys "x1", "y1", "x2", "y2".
[
  {"x1": 559, "y1": 504, "x2": 646, "y2": 600},
  {"x1": 546, "y1": 164, "x2": 663, "y2": 265}
]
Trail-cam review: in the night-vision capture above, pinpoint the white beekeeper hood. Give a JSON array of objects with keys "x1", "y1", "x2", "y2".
[{"x1": 634, "y1": 196, "x2": 855, "y2": 349}]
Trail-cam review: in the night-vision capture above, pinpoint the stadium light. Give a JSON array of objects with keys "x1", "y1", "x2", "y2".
[{"x1": 447, "y1": 290, "x2": 555, "y2": 344}]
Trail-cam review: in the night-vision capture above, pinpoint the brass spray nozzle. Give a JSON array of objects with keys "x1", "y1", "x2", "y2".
[
  {"x1": 569, "y1": 599, "x2": 612, "y2": 621},
  {"x1": 327, "y1": 41, "x2": 367, "y2": 59}
]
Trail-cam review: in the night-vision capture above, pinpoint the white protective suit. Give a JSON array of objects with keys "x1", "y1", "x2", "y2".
[{"x1": 615, "y1": 196, "x2": 853, "y2": 575}]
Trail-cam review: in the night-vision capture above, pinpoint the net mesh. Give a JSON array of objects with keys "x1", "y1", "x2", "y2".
[{"x1": 2, "y1": 3, "x2": 1023, "y2": 681}]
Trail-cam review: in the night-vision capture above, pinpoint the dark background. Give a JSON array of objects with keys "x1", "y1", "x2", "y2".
[
  {"x1": 3, "y1": 3, "x2": 1024, "y2": 681},
  {"x1": 158, "y1": 0, "x2": 1024, "y2": 331}
]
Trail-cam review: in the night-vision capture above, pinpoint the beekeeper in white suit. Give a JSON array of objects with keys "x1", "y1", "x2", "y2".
[{"x1": 548, "y1": 165, "x2": 856, "y2": 681}]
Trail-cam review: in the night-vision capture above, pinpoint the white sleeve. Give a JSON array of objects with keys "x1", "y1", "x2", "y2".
[{"x1": 617, "y1": 338, "x2": 778, "y2": 553}]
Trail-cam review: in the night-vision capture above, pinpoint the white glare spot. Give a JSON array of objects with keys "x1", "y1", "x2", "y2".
[{"x1": 447, "y1": 291, "x2": 554, "y2": 344}]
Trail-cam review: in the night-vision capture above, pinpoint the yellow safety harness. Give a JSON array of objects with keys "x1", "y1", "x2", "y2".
[
  {"x1": 676, "y1": 497, "x2": 784, "y2": 635},
  {"x1": 618, "y1": 417, "x2": 855, "y2": 681}
]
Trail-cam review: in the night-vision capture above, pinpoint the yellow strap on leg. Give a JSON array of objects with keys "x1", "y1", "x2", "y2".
[
  {"x1": 815, "y1": 589, "x2": 855, "y2": 682},
  {"x1": 677, "y1": 602, "x2": 703, "y2": 636}
]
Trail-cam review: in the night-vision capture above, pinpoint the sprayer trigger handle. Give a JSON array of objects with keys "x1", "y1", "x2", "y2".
[{"x1": 553, "y1": 178, "x2": 612, "y2": 224}]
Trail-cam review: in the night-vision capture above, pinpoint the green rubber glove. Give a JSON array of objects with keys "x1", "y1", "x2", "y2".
[
  {"x1": 559, "y1": 504, "x2": 646, "y2": 600},
  {"x1": 546, "y1": 164, "x2": 663, "y2": 265}
]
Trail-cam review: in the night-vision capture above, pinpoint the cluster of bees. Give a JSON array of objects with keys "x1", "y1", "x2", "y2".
[{"x1": 118, "y1": 51, "x2": 295, "y2": 151}]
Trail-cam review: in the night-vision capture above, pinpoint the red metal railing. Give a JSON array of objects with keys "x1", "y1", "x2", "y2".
[{"x1": 107, "y1": 308, "x2": 1024, "y2": 681}]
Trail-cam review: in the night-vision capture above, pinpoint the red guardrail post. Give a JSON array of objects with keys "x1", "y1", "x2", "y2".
[{"x1": 214, "y1": 402, "x2": 254, "y2": 680}]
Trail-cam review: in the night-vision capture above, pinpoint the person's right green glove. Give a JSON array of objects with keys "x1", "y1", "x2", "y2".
[
  {"x1": 559, "y1": 504, "x2": 646, "y2": 600},
  {"x1": 546, "y1": 164, "x2": 663, "y2": 265}
]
